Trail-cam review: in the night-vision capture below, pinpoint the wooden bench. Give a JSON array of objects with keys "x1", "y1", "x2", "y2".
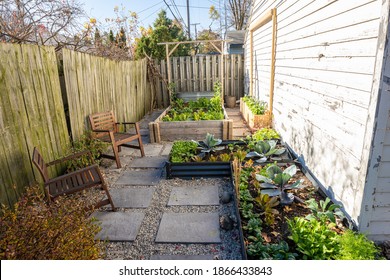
[
  {"x1": 89, "y1": 111, "x2": 145, "y2": 168},
  {"x1": 32, "y1": 147, "x2": 116, "y2": 211}
]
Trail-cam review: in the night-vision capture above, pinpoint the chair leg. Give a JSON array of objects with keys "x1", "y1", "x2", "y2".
[
  {"x1": 135, "y1": 122, "x2": 145, "y2": 157},
  {"x1": 112, "y1": 144, "x2": 122, "y2": 168},
  {"x1": 103, "y1": 182, "x2": 116, "y2": 211}
]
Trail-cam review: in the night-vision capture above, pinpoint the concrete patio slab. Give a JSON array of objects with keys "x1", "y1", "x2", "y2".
[
  {"x1": 155, "y1": 212, "x2": 221, "y2": 243},
  {"x1": 168, "y1": 185, "x2": 219, "y2": 206},
  {"x1": 110, "y1": 187, "x2": 155, "y2": 208},
  {"x1": 143, "y1": 144, "x2": 164, "y2": 157},
  {"x1": 128, "y1": 156, "x2": 167, "y2": 168},
  {"x1": 92, "y1": 212, "x2": 145, "y2": 241},
  {"x1": 161, "y1": 143, "x2": 173, "y2": 156},
  {"x1": 150, "y1": 255, "x2": 214, "y2": 260},
  {"x1": 115, "y1": 169, "x2": 162, "y2": 186}
]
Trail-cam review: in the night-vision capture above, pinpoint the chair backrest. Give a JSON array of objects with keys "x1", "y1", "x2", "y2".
[
  {"x1": 32, "y1": 147, "x2": 50, "y2": 182},
  {"x1": 89, "y1": 111, "x2": 117, "y2": 137}
]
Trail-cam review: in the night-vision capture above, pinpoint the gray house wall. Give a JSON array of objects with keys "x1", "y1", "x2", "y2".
[{"x1": 244, "y1": 0, "x2": 389, "y2": 240}]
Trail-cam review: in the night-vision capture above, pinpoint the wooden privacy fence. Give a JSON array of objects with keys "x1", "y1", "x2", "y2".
[
  {"x1": 62, "y1": 49, "x2": 154, "y2": 140},
  {"x1": 154, "y1": 54, "x2": 244, "y2": 108},
  {"x1": 0, "y1": 43, "x2": 70, "y2": 207}
]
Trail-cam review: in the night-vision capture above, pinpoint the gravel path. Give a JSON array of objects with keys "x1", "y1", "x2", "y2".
[{"x1": 100, "y1": 172, "x2": 244, "y2": 260}]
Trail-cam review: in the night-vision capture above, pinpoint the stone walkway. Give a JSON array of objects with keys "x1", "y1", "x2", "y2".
[{"x1": 91, "y1": 109, "x2": 246, "y2": 260}]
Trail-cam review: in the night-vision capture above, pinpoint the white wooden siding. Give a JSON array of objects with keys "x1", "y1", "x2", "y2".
[{"x1": 245, "y1": 0, "x2": 382, "y2": 227}]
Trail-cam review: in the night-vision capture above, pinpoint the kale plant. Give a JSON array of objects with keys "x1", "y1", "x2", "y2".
[
  {"x1": 192, "y1": 133, "x2": 224, "y2": 156},
  {"x1": 246, "y1": 140, "x2": 286, "y2": 163},
  {"x1": 255, "y1": 164, "x2": 304, "y2": 205}
]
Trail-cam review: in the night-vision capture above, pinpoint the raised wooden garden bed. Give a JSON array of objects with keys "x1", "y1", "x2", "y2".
[
  {"x1": 148, "y1": 106, "x2": 233, "y2": 143},
  {"x1": 240, "y1": 97, "x2": 272, "y2": 130}
]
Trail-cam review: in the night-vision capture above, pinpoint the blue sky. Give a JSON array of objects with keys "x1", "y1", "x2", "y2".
[{"x1": 80, "y1": 0, "x2": 225, "y2": 38}]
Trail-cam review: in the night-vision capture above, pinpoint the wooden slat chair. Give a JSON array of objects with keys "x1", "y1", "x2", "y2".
[
  {"x1": 89, "y1": 111, "x2": 145, "y2": 168},
  {"x1": 32, "y1": 147, "x2": 116, "y2": 211}
]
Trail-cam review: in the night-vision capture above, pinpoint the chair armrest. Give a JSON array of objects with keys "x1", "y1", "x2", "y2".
[
  {"x1": 116, "y1": 122, "x2": 137, "y2": 125},
  {"x1": 91, "y1": 129, "x2": 113, "y2": 133},
  {"x1": 46, "y1": 150, "x2": 93, "y2": 166}
]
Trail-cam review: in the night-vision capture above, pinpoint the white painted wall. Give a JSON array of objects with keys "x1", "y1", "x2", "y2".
[
  {"x1": 244, "y1": 0, "x2": 384, "y2": 233},
  {"x1": 359, "y1": 2, "x2": 390, "y2": 239}
]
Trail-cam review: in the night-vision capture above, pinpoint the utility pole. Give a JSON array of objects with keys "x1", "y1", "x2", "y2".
[
  {"x1": 191, "y1": 23, "x2": 200, "y2": 39},
  {"x1": 187, "y1": 0, "x2": 191, "y2": 39}
]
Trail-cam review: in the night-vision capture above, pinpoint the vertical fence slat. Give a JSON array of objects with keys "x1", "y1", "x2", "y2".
[
  {"x1": 0, "y1": 44, "x2": 70, "y2": 208},
  {"x1": 63, "y1": 50, "x2": 153, "y2": 139},
  {"x1": 154, "y1": 54, "x2": 244, "y2": 98}
]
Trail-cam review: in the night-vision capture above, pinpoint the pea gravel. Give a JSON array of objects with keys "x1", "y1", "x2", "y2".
[{"x1": 98, "y1": 169, "x2": 244, "y2": 260}]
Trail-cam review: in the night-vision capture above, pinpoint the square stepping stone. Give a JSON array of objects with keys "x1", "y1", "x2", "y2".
[
  {"x1": 161, "y1": 143, "x2": 173, "y2": 156},
  {"x1": 129, "y1": 156, "x2": 167, "y2": 168},
  {"x1": 150, "y1": 255, "x2": 214, "y2": 260},
  {"x1": 155, "y1": 212, "x2": 221, "y2": 243},
  {"x1": 168, "y1": 185, "x2": 219, "y2": 206},
  {"x1": 92, "y1": 212, "x2": 145, "y2": 241},
  {"x1": 143, "y1": 144, "x2": 164, "y2": 157},
  {"x1": 110, "y1": 187, "x2": 155, "y2": 208},
  {"x1": 115, "y1": 169, "x2": 162, "y2": 186}
]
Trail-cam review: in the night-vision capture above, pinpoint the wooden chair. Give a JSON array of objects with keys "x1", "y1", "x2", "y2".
[
  {"x1": 32, "y1": 147, "x2": 116, "y2": 211},
  {"x1": 89, "y1": 111, "x2": 145, "y2": 168}
]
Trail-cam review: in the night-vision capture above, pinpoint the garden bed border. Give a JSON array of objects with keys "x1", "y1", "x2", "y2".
[
  {"x1": 148, "y1": 106, "x2": 233, "y2": 143},
  {"x1": 240, "y1": 97, "x2": 272, "y2": 130}
]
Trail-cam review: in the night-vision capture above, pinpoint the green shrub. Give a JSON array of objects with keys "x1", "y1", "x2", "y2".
[
  {"x1": 170, "y1": 140, "x2": 198, "y2": 163},
  {"x1": 66, "y1": 131, "x2": 109, "y2": 172},
  {"x1": 0, "y1": 185, "x2": 103, "y2": 260},
  {"x1": 288, "y1": 217, "x2": 339, "y2": 260},
  {"x1": 336, "y1": 230, "x2": 380, "y2": 260}
]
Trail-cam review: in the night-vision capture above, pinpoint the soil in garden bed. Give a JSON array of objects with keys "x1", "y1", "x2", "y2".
[{"x1": 247, "y1": 170, "x2": 326, "y2": 246}]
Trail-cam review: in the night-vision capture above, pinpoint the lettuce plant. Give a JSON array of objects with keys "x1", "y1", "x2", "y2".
[
  {"x1": 246, "y1": 140, "x2": 286, "y2": 163},
  {"x1": 255, "y1": 164, "x2": 304, "y2": 205}
]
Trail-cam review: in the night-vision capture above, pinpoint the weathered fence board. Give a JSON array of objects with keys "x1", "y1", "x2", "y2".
[
  {"x1": 62, "y1": 49, "x2": 153, "y2": 140},
  {"x1": 154, "y1": 54, "x2": 244, "y2": 108},
  {"x1": 0, "y1": 43, "x2": 70, "y2": 207}
]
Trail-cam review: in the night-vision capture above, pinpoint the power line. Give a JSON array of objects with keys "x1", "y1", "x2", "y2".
[
  {"x1": 139, "y1": 6, "x2": 165, "y2": 25},
  {"x1": 137, "y1": 2, "x2": 162, "y2": 14},
  {"x1": 171, "y1": 5, "x2": 210, "y2": 9},
  {"x1": 170, "y1": 0, "x2": 186, "y2": 27}
]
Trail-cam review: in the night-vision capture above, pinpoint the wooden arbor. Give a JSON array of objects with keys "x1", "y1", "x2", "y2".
[
  {"x1": 249, "y1": 8, "x2": 277, "y2": 116},
  {"x1": 157, "y1": 40, "x2": 229, "y2": 104}
]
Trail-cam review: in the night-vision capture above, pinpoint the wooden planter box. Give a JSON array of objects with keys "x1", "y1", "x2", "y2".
[
  {"x1": 148, "y1": 106, "x2": 233, "y2": 143},
  {"x1": 240, "y1": 97, "x2": 272, "y2": 130}
]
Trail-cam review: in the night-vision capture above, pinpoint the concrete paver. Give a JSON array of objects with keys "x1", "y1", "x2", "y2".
[
  {"x1": 128, "y1": 156, "x2": 167, "y2": 168},
  {"x1": 150, "y1": 255, "x2": 214, "y2": 260},
  {"x1": 92, "y1": 212, "x2": 145, "y2": 241},
  {"x1": 110, "y1": 187, "x2": 155, "y2": 208},
  {"x1": 143, "y1": 144, "x2": 164, "y2": 157},
  {"x1": 168, "y1": 185, "x2": 219, "y2": 206},
  {"x1": 115, "y1": 169, "x2": 162, "y2": 186},
  {"x1": 155, "y1": 212, "x2": 221, "y2": 243}
]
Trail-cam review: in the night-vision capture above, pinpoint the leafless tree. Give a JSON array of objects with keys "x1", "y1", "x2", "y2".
[
  {"x1": 0, "y1": 0, "x2": 88, "y2": 49},
  {"x1": 227, "y1": 0, "x2": 251, "y2": 30}
]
